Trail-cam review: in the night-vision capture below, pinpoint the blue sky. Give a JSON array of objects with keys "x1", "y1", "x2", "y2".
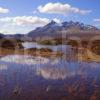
[{"x1": 0, "y1": 0, "x2": 100, "y2": 34}]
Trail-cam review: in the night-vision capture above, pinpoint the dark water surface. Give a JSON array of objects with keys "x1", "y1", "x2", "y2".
[{"x1": 0, "y1": 54, "x2": 100, "y2": 100}]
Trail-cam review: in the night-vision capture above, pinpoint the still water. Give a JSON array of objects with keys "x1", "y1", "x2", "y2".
[
  {"x1": 0, "y1": 42, "x2": 100, "y2": 100},
  {"x1": 22, "y1": 42, "x2": 73, "y2": 54}
]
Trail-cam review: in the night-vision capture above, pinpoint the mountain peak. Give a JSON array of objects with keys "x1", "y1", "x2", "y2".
[
  {"x1": 43, "y1": 20, "x2": 58, "y2": 29},
  {"x1": 47, "y1": 20, "x2": 57, "y2": 26},
  {"x1": 51, "y1": 20, "x2": 56, "y2": 23}
]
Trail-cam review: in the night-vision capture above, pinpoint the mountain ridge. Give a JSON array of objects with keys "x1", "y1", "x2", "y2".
[{"x1": 28, "y1": 20, "x2": 99, "y2": 38}]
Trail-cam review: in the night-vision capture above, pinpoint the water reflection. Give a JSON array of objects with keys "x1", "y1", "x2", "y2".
[
  {"x1": 0, "y1": 54, "x2": 100, "y2": 100},
  {"x1": 0, "y1": 64, "x2": 7, "y2": 70},
  {"x1": 36, "y1": 60, "x2": 100, "y2": 80},
  {"x1": 0, "y1": 55, "x2": 49, "y2": 65},
  {"x1": 22, "y1": 42, "x2": 73, "y2": 54},
  {"x1": 36, "y1": 65, "x2": 67, "y2": 80}
]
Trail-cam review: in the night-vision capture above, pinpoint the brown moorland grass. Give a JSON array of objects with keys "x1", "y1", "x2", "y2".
[{"x1": 0, "y1": 48, "x2": 63, "y2": 58}]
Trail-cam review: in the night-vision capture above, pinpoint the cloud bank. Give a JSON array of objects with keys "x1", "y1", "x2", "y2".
[
  {"x1": 37, "y1": 2, "x2": 92, "y2": 15},
  {"x1": 0, "y1": 7, "x2": 9, "y2": 13},
  {"x1": 94, "y1": 19, "x2": 100, "y2": 22},
  {"x1": 0, "y1": 16, "x2": 50, "y2": 25}
]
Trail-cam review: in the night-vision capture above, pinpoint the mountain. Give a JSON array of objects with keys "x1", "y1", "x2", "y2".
[
  {"x1": 62, "y1": 21, "x2": 98, "y2": 30},
  {"x1": 0, "y1": 33, "x2": 5, "y2": 39},
  {"x1": 28, "y1": 20, "x2": 99, "y2": 38}
]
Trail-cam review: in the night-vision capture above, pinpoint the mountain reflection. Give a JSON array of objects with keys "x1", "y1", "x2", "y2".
[{"x1": 36, "y1": 66, "x2": 67, "y2": 80}]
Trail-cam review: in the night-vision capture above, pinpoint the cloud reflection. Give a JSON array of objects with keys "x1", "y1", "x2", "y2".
[
  {"x1": 36, "y1": 65, "x2": 85, "y2": 80},
  {"x1": 0, "y1": 55, "x2": 49, "y2": 65},
  {"x1": 0, "y1": 64, "x2": 8, "y2": 70}
]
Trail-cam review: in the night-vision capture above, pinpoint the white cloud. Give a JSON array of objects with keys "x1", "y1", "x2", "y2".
[
  {"x1": 0, "y1": 7, "x2": 9, "y2": 13},
  {"x1": 53, "y1": 18, "x2": 61, "y2": 23},
  {"x1": 0, "y1": 16, "x2": 50, "y2": 25},
  {"x1": 93, "y1": 19, "x2": 100, "y2": 28},
  {"x1": 37, "y1": 2, "x2": 92, "y2": 15},
  {"x1": 0, "y1": 16, "x2": 61, "y2": 34},
  {"x1": 94, "y1": 19, "x2": 100, "y2": 22}
]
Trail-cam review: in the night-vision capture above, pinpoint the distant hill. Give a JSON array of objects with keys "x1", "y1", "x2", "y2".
[{"x1": 0, "y1": 33, "x2": 5, "y2": 39}]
